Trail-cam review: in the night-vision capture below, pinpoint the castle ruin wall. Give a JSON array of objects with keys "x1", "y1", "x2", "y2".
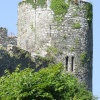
[
  {"x1": 0, "y1": 27, "x2": 17, "y2": 49},
  {"x1": 17, "y1": 1, "x2": 93, "y2": 91}
]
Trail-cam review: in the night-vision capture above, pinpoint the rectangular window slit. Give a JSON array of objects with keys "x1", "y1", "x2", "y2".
[
  {"x1": 71, "y1": 56, "x2": 74, "y2": 72},
  {"x1": 66, "y1": 56, "x2": 68, "y2": 71}
]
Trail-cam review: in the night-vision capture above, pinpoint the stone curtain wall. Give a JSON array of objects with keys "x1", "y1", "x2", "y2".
[
  {"x1": 0, "y1": 27, "x2": 8, "y2": 47},
  {"x1": 0, "y1": 46, "x2": 33, "y2": 76},
  {"x1": 18, "y1": 1, "x2": 93, "y2": 91},
  {"x1": 0, "y1": 27, "x2": 17, "y2": 48},
  {"x1": 8, "y1": 36, "x2": 17, "y2": 46}
]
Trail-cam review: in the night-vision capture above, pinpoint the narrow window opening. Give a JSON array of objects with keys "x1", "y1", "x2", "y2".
[
  {"x1": 71, "y1": 56, "x2": 74, "y2": 72},
  {"x1": 66, "y1": 56, "x2": 68, "y2": 71}
]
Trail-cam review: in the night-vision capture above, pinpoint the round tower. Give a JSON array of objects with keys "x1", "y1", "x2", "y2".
[
  {"x1": 17, "y1": 0, "x2": 93, "y2": 91},
  {"x1": 53, "y1": 1, "x2": 93, "y2": 91}
]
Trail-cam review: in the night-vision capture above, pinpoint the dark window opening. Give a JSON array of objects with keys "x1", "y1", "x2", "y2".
[
  {"x1": 71, "y1": 56, "x2": 74, "y2": 72},
  {"x1": 66, "y1": 56, "x2": 68, "y2": 71}
]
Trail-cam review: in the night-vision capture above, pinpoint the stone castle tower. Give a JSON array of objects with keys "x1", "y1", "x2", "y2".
[{"x1": 17, "y1": 0, "x2": 93, "y2": 91}]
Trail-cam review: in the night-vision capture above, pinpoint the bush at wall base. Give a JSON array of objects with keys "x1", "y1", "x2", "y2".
[{"x1": 0, "y1": 63, "x2": 95, "y2": 100}]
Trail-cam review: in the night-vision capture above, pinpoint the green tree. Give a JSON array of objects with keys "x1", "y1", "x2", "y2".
[{"x1": 0, "y1": 64, "x2": 95, "y2": 100}]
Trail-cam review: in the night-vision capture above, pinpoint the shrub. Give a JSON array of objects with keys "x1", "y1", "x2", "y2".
[{"x1": 0, "y1": 64, "x2": 94, "y2": 100}]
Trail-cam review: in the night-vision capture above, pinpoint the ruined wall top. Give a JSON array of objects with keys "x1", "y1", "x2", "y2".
[{"x1": 0, "y1": 27, "x2": 17, "y2": 48}]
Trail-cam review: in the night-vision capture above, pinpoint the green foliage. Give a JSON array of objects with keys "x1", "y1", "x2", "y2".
[
  {"x1": 72, "y1": 22, "x2": 81, "y2": 29},
  {"x1": 25, "y1": 0, "x2": 46, "y2": 8},
  {"x1": 47, "y1": 46, "x2": 61, "y2": 55},
  {"x1": 45, "y1": 46, "x2": 62, "y2": 63},
  {"x1": 34, "y1": 55, "x2": 54, "y2": 68},
  {"x1": 0, "y1": 47, "x2": 35, "y2": 76},
  {"x1": 80, "y1": 52, "x2": 87, "y2": 63},
  {"x1": 0, "y1": 63, "x2": 94, "y2": 100},
  {"x1": 75, "y1": 38, "x2": 79, "y2": 44},
  {"x1": 70, "y1": 46, "x2": 74, "y2": 52},
  {"x1": 72, "y1": 12, "x2": 78, "y2": 17},
  {"x1": 84, "y1": 3, "x2": 93, "y2": 26},
  {"x1": 50, "y1": 0, "x2": 70, "y2": 23},
  {"x1": 80, "y1": 2, "x2": 92, "y2": 26},
  {"x1": 80, "y1": 52, "x2": 90, "y2": 64}
]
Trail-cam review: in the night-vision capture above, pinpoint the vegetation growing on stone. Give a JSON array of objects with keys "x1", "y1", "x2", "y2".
[
  {"x1": 19, "y1": 0, "x2": 92, "y2": 26},
  {"x1": 50, "y1": 0, "x2": 70, "y2": 22},
  {"x1": 9, "y1": 0, "x2": 93, "y2": 94},
  {"x1": 72, "y1": 11, "x2": 78, "y2": 17},
  {"x1": 70, "y1": 46, "x2": 74, "y2": 52},
  {"x1": 25, "y1": 0, "x2": 47, "y2": 8},
  {"x1": 25, "y1": 0, "x2": 70, "y2": 21},
  {"x1": 0, "y1": 63, "x2": 94, "y2": 100},
  {"x1": 0, "y1": 47, "x2": 34, "y2": 75},
  {"x1": 80, "y1": 2, "x2": 92, "y2": 26},
  {"x1": 80, "y1": 52, "x2": 87, "y2": 63},
  {"x1": 75, "y1": 38, "x2": 79, "y2": 44},
  {"x1": 0, "y1": 46, "x2": 57, "y2": 76},
  {"x1": 80, "y1": 52, "x2": 90, "y2": 64},
  {"x1": 43, "y1": 46, "x2": 62, "y2": 63},
  {"x1": 47, "y1": 46, "x2": 61, "y2": 56},
  {"x1": 72, "y1": 22, "x2": 81, "y2": 29},
  {"x1": 85, "y1": 3, "x2": 93, "y2": 26}
]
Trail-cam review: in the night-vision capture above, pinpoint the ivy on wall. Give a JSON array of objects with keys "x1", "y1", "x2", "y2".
[
  {"x1": 80, "y1": 2, "x2": 92, "y2": 26},
  {"x1": 19, "y1": 0, "x2": 92, "y2": 26},
  {"x1": 80, "y1": 52, "x2": 90, "y2": 65},
  {"x1": 26, "y1": 0, "x2": 47, "y2": 8},
  {"x1": 50, "y1": 0, "x2": 70, "y2": 23},
  {"x1": 72, "y1": 22, "x2": 81, "y2": 29},
  {"x1": 85, "y1": 3, "x2": 93, "y2": 26},
  {"x1": 21, "y1": 0, "x2": 71, "y2": 23}
]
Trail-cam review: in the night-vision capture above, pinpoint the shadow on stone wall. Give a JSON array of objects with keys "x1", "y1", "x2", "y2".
[{"x1": 0, "y1": 46, "x2": 53, "y2": 76}]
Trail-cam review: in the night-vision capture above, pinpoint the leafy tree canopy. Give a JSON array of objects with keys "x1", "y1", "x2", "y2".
[{"x1": 0, "y1": 63, "x2": 94, "y2": 100}]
